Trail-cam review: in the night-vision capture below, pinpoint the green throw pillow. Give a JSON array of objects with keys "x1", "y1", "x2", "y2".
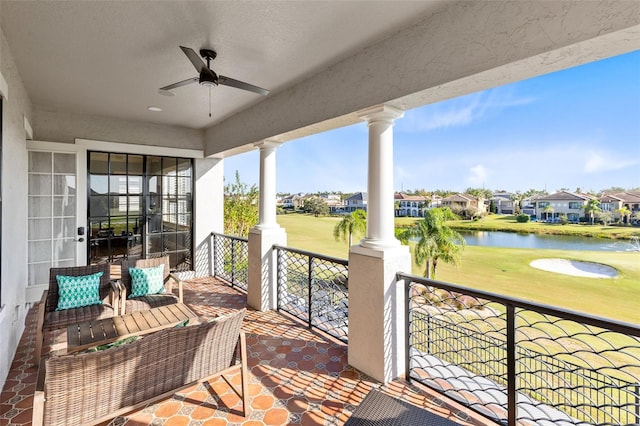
[
  {"x1": 55, "y1": 271, "x2": 104, "y2": 311},
  {"x1": 129, "y1": 264, "x2": 165, "y2": 298},
  {"x1": 174, "y1": 319, "x2": 190, "y2": 328},
  {"x1": 84, "y1": 336, "x2": 139, "y2": 353}
]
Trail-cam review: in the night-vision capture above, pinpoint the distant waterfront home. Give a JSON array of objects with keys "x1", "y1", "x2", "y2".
[
  {"x1": 321, "y1": 193, "x2": 345, "y2": 213},
  {"x1": 534, "y1": 191, "x2": 597, "y2": 222},
  {"x1": 490, "y1": 192, "x2": 516, "y2": 215},
  {"x1": 599, "y1": 192, "x2": 640, "y2": 223},
  {"x1": 344, "y1": 192, "x2": 368, "y2": 212},
  {"x1": 520, "y1": 196, "x2": 539, "y2": 217},
  {"x1": 441, "y1": 193, "x2": 486, "y2": 217},
  {"x1": 394, "y1": 193, "x2": 428, "y2": 217},
  {"x1": 281, "y1": 194, "x2": 306, "y2": 210}
]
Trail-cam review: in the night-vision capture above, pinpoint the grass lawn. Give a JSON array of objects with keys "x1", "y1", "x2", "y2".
[
  {"x1": 277, "y1": 213, "x2": 640, "y2": 324},
  {"x1": 434, "y1": 246, "x2": 640, "y2": 324},
  {"x1": 277, "y1": 213, "x2": 352, "y2": 259}
]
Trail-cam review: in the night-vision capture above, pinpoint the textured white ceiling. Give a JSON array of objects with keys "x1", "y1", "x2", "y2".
[{"x1": 0, "y1": 1, "x2": 442, "y2": 129}]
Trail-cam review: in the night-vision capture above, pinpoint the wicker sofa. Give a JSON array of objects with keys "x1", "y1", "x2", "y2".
[{"x1": 32, "y1": 309, "x2": 248, "y2": 426}]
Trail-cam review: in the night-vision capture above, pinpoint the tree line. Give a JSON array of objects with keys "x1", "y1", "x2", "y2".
[{"x1": 226, "y1": 173, "x2": 640, "y2": 282}]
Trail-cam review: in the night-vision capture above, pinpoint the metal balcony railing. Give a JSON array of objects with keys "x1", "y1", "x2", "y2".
[
  {"x1": 274, "y1": 245, "x2": 348, "y2": 343},
  {"x1": 397, "y1": 272, "x2": 640, "y2": 426},
  {"x1": 210, "y1": 232, "x2": 248, "y2": 291}
]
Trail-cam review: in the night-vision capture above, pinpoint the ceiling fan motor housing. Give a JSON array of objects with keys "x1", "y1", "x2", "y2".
[
  {"x1": 199, "y1": 49, "x2": 218, "y2": 86},
  {"x1": 199, "y1": 68, "x2": 218, "y2": 87}
]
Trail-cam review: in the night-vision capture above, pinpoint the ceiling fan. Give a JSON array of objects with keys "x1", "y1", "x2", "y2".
[{"x1": 159, "y1": 46, "x2": 269, "y2": 97}]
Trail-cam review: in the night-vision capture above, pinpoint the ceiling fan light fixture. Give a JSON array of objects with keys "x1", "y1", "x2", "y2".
[
  {"x1": 199, "y1": 79, "x2": 216, "y2": 88},
  {"x1": 199, "y1": 67, "x2": 218, "y2": 88}
]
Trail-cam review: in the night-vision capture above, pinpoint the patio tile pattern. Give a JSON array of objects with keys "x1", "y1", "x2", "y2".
[{"x1": 1, "y1": 277, "x2": 492, "y2": 426}]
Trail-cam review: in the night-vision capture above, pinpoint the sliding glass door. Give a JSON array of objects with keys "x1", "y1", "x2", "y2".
[{"x1": 88, "y1": 152, "x2": 192, "y2": 270}]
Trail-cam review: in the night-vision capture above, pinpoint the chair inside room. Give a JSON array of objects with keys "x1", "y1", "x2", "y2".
[
  {"x1": 119, "y1": 256, "x2": 184, "y2": 315},
  {"x1": 34, "y1": 263, "x2": 118, "y2": 365}
]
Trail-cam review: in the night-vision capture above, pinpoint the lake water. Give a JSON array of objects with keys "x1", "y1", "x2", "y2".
[{"x1": 458, "y1": 230, "x2": 640, "y2": 252}]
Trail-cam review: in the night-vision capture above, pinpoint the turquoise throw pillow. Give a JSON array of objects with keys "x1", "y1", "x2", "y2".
[
  {"x1": 129, "y1": 264, "x2": 165, "y2": 298},
  {"x1": 83, "y1": 336, "x2": 139, "y2": 353},
  {"x1": 56, "y1": 272, "x2": 104, "y2": 311}
]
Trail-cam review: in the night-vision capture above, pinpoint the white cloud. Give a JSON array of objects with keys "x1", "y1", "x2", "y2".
[
  {"x1": 584, "y1": 150, "x2": 640, "y2": 173},
  {"x1": 466, "y1": 164, "x2": 489, "y2": 187},
  {"x1": 401, "y1": 87, "x2": 536, "y2": 132}
]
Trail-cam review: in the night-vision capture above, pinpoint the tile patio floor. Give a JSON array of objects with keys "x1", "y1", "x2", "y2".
[{"x1": 1, "y1": 277, "x2": 494, "y2": 426}]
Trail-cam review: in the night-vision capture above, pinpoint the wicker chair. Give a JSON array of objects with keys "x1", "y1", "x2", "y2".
[
  {"x1": 118, "y1": 256, "x2": 184, "y2": 315},
  {"x1": 33, "y1": 309, "x2": 249, "y2": 426},
  {"x1": 34, "y1": 263, "x2": 119, "y2": 366}
]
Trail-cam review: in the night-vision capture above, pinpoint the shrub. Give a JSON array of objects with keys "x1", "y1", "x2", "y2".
[{"x1": 516, "y1": 214, "x2": 530, "y2": 223}]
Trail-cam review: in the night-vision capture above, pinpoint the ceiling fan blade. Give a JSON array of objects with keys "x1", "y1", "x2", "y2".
[
  {"x1": 218, "y1": 75, "x2": 269, "y2": 96},
  {"x1": 180, "y1": 46, "x2": 207, "y2": 73},
  {"x1": 159, "y1": 77, "x2": 199, "y2": 91}
]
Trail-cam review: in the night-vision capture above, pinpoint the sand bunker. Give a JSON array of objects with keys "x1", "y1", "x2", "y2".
[{"x1": 530, "y1": 258, "x2": 618, "y2": 279}]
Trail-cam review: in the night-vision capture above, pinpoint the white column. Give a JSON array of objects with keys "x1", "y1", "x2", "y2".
[
  {"x1": 357, "y1": 105, "x2": 404, "y2": 249},
  {"x1": 193, "y1": 157, "x2": 223, "y2": 278},
  {"x1": 348, "y1": 104, "x2": 411, "y2": 383},
  {"x1": 248, "y1": 141, "x2": 286, "y2": 311},
  {"x1": 255, "y1": 141, "x2": 280, "y2": 229}
]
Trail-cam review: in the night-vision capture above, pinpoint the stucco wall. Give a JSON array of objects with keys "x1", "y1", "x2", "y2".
[
  {"x1": 192, "y1": 157, "x2": 224, "y2": 278},
  {"x1": 33, "y1": 107, "x2": 204, "y2": 150},
  {"x1": 0, "y1": 27, "x2": 32, "y2": 390}
]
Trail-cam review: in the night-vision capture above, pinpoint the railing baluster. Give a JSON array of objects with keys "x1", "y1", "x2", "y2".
[
  {"x1": 211, "y1": 232, "x2": 218, "y2": 277},
  {"x1": 231, "y1": 238, "x2": 236, "y2": 286},
  {"x1": 507, "y1": 304, "x2": 516, "y2": 426},
  {"x1": 275, "y1": 247, "x2": 281, "y2": 310},
  {"x1": 404, "y1": 277, "x2": 411, "y2": 383},
  {"x1": 635, "y1": 383, "x2": 640, "y2": 425},
  {"x1": 307, "y1": 255, "x2": 313, "y2": 329}
]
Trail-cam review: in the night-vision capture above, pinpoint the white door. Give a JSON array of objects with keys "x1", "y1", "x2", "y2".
[{"x1": 26, "y1": 141, "x2": 87, "y2": 302}]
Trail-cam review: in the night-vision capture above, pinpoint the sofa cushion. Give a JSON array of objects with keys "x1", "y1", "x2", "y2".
[
  {"x1": 45, "y1": 303, "x2": 115, "y2": 330},
  {"x1": 55, "y1": 272, "x2": 104, "y2": 311},
  {"x1": 129, "y1": 265, "x2": 165, "y2": 298}
]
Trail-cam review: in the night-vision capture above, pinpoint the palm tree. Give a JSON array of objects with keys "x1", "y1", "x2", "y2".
[
  {"x1": 510, "y1": 191, "x2": 524, "y2": 214},
  {"x1": 398, "y1": 207, "x2": 466, "y2": 279},
  {"x1": 582, "y1": 199, "x2": 601, "y2": 225},
  {"x1": 617, "y1": 206, "x2": 631, "y2": 224},
  {"x1": 394, "y1": 200, "x2": 401, "y2": 217},
  {"x1": 333, "y1": 209, "x2": 367, "y2": 246},
  {"x1": 542, "y1": 205, "x2": 555, "y2": 222}
]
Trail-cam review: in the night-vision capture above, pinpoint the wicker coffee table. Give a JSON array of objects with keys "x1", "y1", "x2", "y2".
[{"x1": 66, "y1": 303, "x2": 197, "y2": 353}]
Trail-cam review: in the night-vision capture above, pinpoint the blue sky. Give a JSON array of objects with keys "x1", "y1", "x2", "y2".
[{"x1": 224, "y1": 51, "x2": 640, "y2": 195}]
